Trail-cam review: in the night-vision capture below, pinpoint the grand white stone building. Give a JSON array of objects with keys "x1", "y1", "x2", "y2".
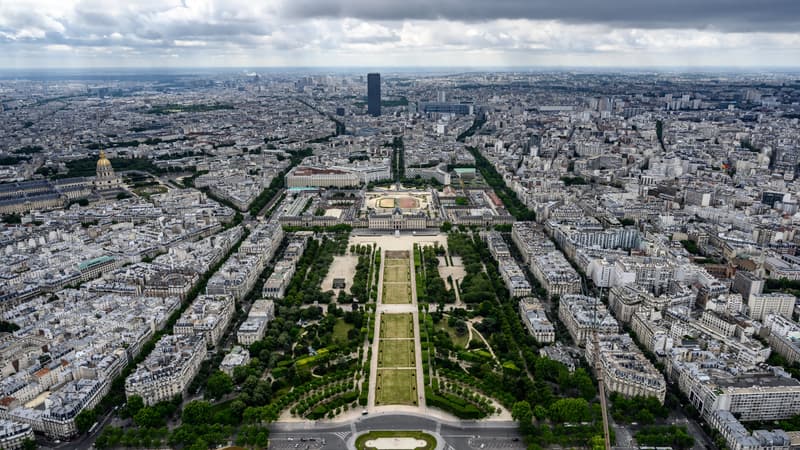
[
  {"x1": 125, "y1": 334, "x2": 207, "y2": 406},
  {"x1": 585, "y1": 333, "x2": 666, "y2": 403},
  {"x1": 519, "y1": 297, "x2": 555, "y2": 344},
  {"x1": 558, "y1": 294, "x2": 619, "y2": 346}
]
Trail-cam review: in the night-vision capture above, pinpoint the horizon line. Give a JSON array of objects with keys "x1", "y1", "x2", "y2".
[{"x1": 1, "y1": 65, "x2": 800, "y2": 74}]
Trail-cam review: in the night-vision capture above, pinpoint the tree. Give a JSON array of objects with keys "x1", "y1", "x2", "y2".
[
  {"x1": 454, "y1": 320, "x2": 468, "y2": 336},
  {"x1": 22, "y1": 439, "x2": 37, "y2": 450},
  {"x1": 186, "y1": 437, "x2": 209, "y2": 450},
  {"x1": 548, "y1": 398, "x2": 591, "y2": 423},
  {"x1": 233, "y1": 365, "x2": 250, "y2": 384},
  {"x1": 134, "y1": 407, "x2": 163, "y2": 428},
  {"x1": 182, "y1": 400, "x2": 213, "y2": 425},
  {"x1": 533, "y1": 405, "x2": 548, "y2": 420},
  {"x1": 229, "y1": 399, "x2": 247, "y2": 421},
  {"x1": 206, "y1": 371, "x2": 234, "y2": 399},
  {"x1": 252, "y1": 381, "x2": 272, "y2": 405},
  {"x1": 75, "y1": 409, "x2": 96, "y2": 434},
  {"x1": 0, "y1": 320, "x2": 20, "y2": 333},
  {"x1": 1, "y1": 213, "x2": 21, "y2": 224},
  {"x1": 125, "y1": 395, "x2": 145, "y2": 418},
  {"x1": 512, "y1": 401, "x2": 533, "y2": 431},
  {"x1": 638, "y1": 409, "x2": 655, "y2": 425},
  {"x1": 572, "y1": 368, "x2": 596, "y2": 401}
]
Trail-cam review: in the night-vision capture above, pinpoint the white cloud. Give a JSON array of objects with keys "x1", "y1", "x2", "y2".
[{"x1": 0, "y1": 0, "x2": 798, "y2": 68}]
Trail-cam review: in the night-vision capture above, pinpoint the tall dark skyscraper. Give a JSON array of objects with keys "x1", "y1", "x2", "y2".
[{"x1": 367, "y1": 73, "x2": 381, "y2": 117}]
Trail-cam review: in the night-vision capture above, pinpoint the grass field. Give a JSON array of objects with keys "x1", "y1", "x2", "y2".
[
  {"x1": 355, "y1": 431, "x2": 436, "y2": 450},
  {"x1": 384, "y1": 264, "x2": 410, "y2": 282},
  {"x1": 332, "y1": 318, "x2": 354, "y2": 344},
  {"x1": 374, "y1": 249, "x2": 418, "y2": 406},
  {"x1": 435, "y1": 320, "x2": 470, "y2": 348},
  {"x1": 375, "y1": 369, "x2": 417, "y2": 405},
  {"x1": 384, "y1": 252, "x2": 410, "y2": 266},
  {"x1": 381, "y1": 313, "x2": 414, "y2": 338},
  {"x1": 378, "y1": 340, "x2": 415, "y2": 367},
  {"x1": 382, "y1": 254, "x2": 412, "y2": 304},
  {"x1": 383, "y1": 283, "x2": 411, "y2": 304}
]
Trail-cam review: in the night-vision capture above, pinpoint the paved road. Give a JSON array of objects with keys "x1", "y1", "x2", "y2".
[
  {"x1": 407, "y1": 249, "x2": 426, "y2": 408},
  {"x1": 269, "y1": 413, "x2": 524, "y2": 450},
  {"x1": 366, "y1": 250, "x2": 385, "y2": 408},
  {"x1": 41, "y1": 407, "x2": 116, "y2": 450}
]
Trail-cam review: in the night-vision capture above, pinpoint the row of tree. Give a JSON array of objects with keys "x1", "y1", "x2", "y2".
[
  {"x1": 467, "y1": 146, "x2": 536, "y2": 221},
  {"x1": 441, "y1": 233, "x2": 612, "y2": 448},
  {"x1": 414, "y1": 244, "x2": 455, "y2": 305}
]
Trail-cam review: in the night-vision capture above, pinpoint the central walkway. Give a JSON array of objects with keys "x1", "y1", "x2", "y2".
[{"x1": 368, "y1": 249, "x2": 425, "y2": 410}]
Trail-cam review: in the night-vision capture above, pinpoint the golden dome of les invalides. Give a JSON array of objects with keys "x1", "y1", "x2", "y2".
[{"x1": 96, "y1": 150, "x2": 112, "y2": 169}]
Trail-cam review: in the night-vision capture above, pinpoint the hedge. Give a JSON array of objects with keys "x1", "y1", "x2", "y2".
[{"x1": 425, "y1": 388, "x2": 484, "y2": 419}]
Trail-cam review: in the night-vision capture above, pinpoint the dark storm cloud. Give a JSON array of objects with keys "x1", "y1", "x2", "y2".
[{"x1": 282, "y1": 0, "x2": 800, "y2": 32}]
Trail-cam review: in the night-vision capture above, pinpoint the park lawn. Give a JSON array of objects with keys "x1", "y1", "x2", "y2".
[
  {"x1": 355, "y1": 431, "x2": 436, "y2": 450},
  {"x1": 435, "y1": 321, "x2": 469, "y2": 349},
  {"x1": 384, "y1": 264, "x2": 410, "y2": 283},
  {"x1": 133, "y1": 185, "x2": 167, "y2": 199},
  {"x1": 383, "y1": 283, "x2": 411, "y2": 304},
  {"x1": 378, "y1": 339, "x2": 415, "y2": 368},
  {"x1": 375, "y1": 369, "x2": 417, "y2": 405},
  {"x1": 381, "y1": 313, "x2": 414, "y2": 339},
  {"x1": 385, "y1": 258, "x2": 409, "y2": 266},
  {"x1": 332, "y1": 318, "x2": 354, "y2": 344}
]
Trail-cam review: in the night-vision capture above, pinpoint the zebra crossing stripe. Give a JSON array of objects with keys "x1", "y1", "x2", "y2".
[{"x1": 333, "y1": 431, "x2": 350, "y2": 441}]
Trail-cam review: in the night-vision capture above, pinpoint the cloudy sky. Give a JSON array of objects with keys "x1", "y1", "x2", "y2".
[{"x1": 1, "y1": 0, "x2": 799, "y2": 68}]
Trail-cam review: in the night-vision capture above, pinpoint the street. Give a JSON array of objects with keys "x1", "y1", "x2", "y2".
[{"x1": 269, "y1": 413, "x2": 524, "y2": 450}]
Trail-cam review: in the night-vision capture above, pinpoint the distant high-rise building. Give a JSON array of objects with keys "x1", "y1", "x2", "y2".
[
  {"x1": 367, "y1": 73, "x2": 381, "y2": 117},
  {"x1": 437, "y1": 91, "x2": 447, "y2": 102}
]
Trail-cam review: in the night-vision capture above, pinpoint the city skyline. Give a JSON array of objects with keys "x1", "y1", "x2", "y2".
[
  {"x1": 1, "y1": 0, "x2": 799, "y2": 69},
  {"x1": 2, "y1": 60, "x2": 800, "y2": 449}
]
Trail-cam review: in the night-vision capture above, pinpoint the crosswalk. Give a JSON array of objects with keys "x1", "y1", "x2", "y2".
[{"x1": 333, "y1": 431, "x2": 350, "y2": 441}]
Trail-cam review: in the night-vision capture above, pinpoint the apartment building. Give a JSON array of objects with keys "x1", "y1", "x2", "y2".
[
  {"x1": 763, "y1": 314, "x2": 800, "y2": 364},
  {"x1": 0, "y1": 419, "x2": 34, "y2": 450},
  {"x1": 519, "y1": 297, "x2": 555, "y2": 344},
  {"x1": 173, "y1": 294, "x2": 235, "y2": 348},
  {"x1": 498, "y1": 258, "x2": 532, "y2": 298},
  {"x1": 262, "y1": 261, "x2": 295, "y2": 299},
  {"x1": 585, "y1": 333, "x2": 666, "y2": 403},
  {"x1": 125, "y1": 334, "x2": 207, "y2": 406},
  {"x1": 558, "y1": 294, "x2": 619, "y2": 346},
  {"x1": 748, "y1": 293, "x2": 796, "y2": 321},
  {"x1": 530, "y1": 252, "x2": 582, "y2": 297},
  {"x1": 285, "y1": 166, "x2": 361, "y2": 188}
]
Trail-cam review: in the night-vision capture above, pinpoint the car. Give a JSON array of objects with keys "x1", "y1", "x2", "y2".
[{"x1": 362, "y1": 409, "x2": 368, "y2": 415}]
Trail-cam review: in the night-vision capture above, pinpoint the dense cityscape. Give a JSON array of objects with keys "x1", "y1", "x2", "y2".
[{"x1": 0, "y1": 67, "x2": 800, "y2": 450}]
